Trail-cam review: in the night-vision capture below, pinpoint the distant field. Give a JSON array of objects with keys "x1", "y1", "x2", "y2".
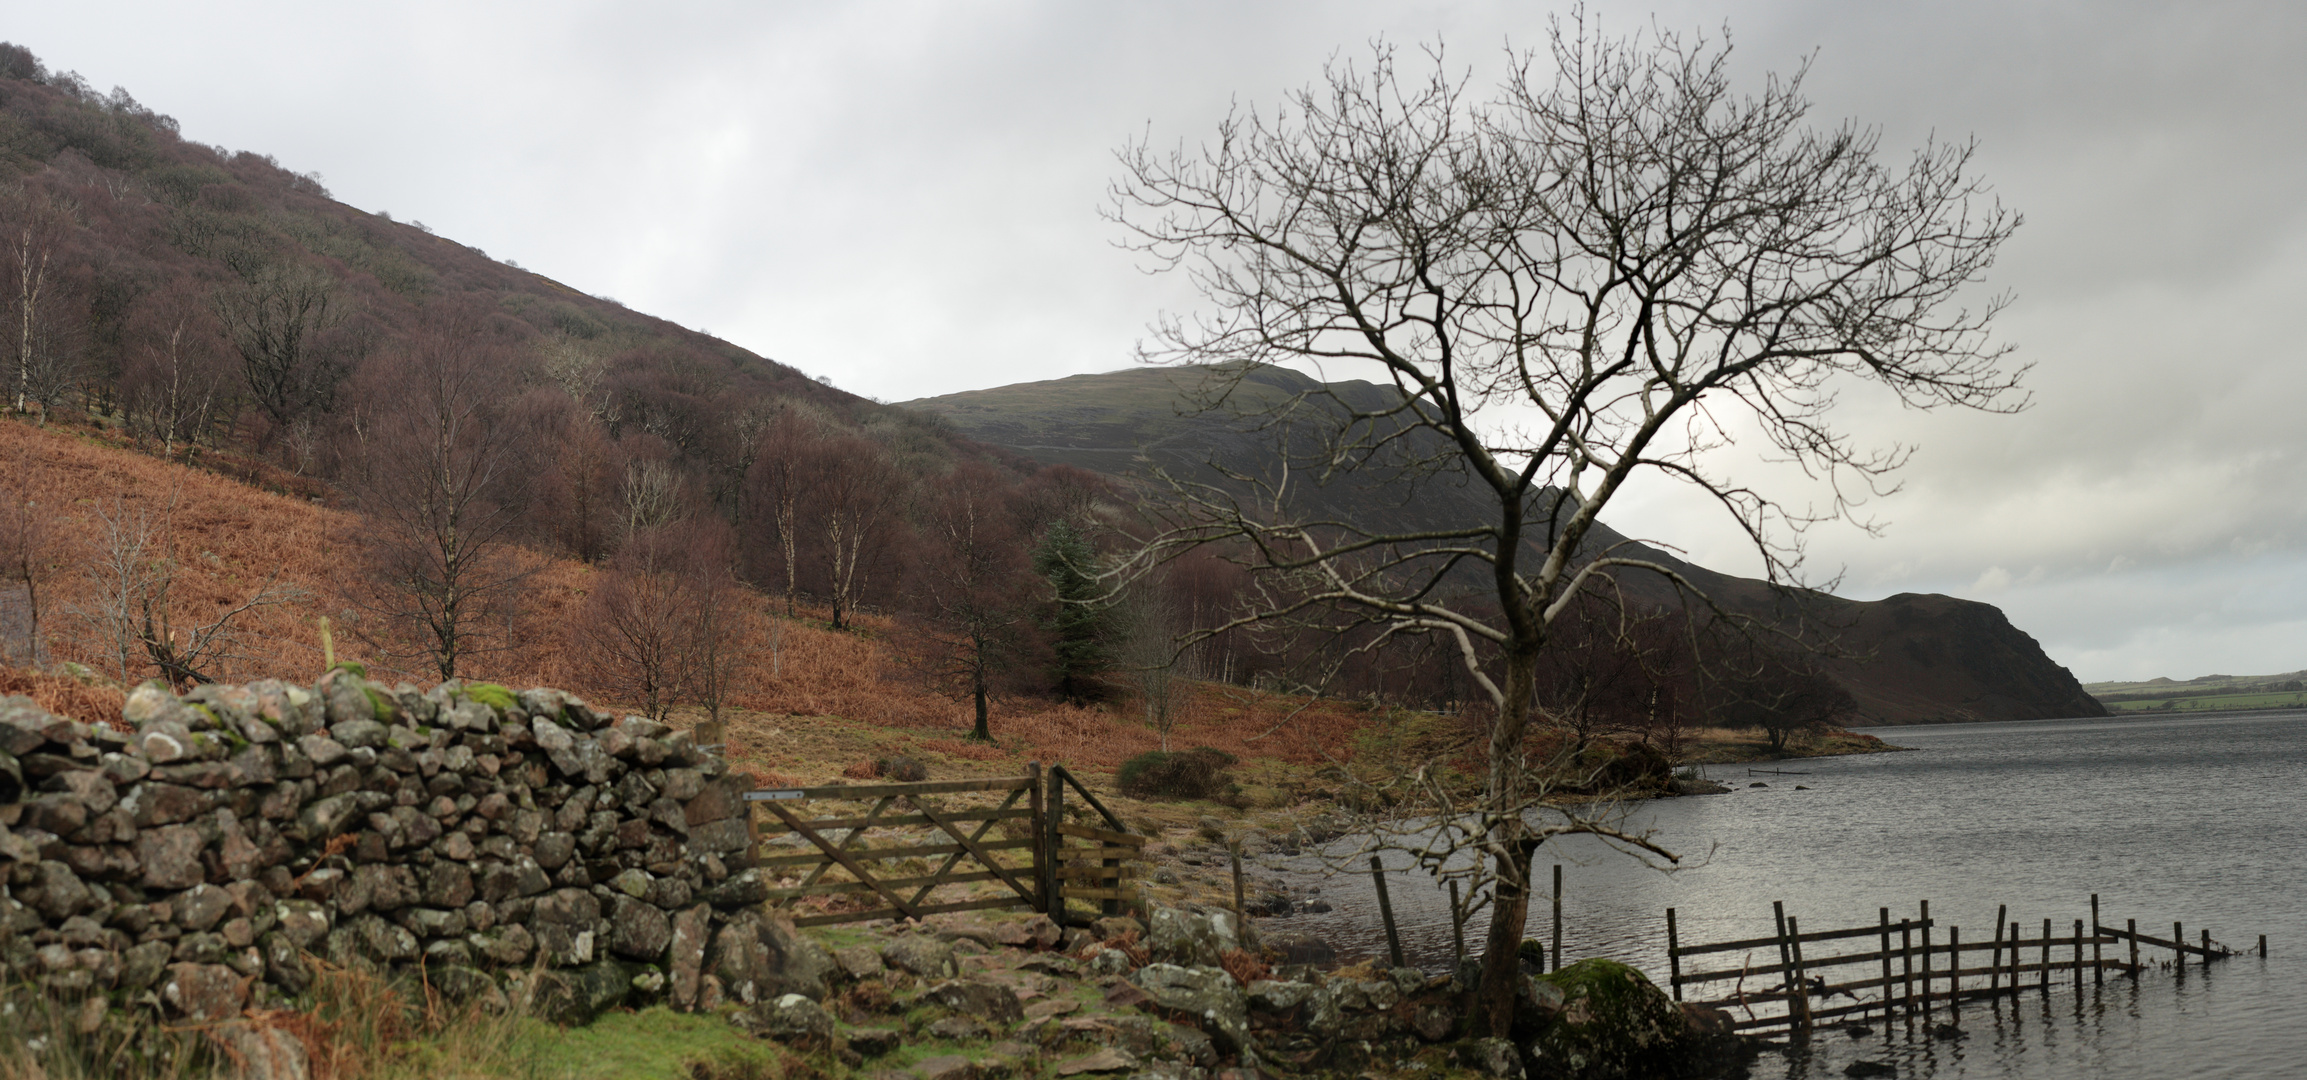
[{"x1": 2103, "y1": 690, "x2": 2307, "y2": 712}]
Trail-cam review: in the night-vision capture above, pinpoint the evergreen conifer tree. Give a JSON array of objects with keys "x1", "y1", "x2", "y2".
[{"x1": 1032, "y1": 520, "x2": 1104, "y2": 702}]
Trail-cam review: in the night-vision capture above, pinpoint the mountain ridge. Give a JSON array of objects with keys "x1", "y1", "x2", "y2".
[{"x1": 903, "y1": 367, "x2": 2108, "y2": 727}]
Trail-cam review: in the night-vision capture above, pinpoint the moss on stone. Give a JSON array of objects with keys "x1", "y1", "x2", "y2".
[
  {"x1": 1532, "y1": 958, "x2": 1690, "y2": 1079},
  {"x1": 462, "y1": 682, "x2": 518, "y2": 714}
]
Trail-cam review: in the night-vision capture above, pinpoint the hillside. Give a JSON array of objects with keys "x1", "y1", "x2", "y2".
[
  {"x1": 904, "y1": 367, "x2": 2107, "y2": 727},
  {"x1": 0, "y1": 418, "x2": 1383, "y2": 776}
]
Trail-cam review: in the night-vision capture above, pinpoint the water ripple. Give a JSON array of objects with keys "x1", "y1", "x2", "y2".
[{"x1": 1259, "y1": 711, "x2": 2307, "y2": 1079}]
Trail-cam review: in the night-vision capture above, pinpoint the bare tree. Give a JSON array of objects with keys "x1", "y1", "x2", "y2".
[
  {"x1": 213, "y1": 259, "x2": 348, "y2": 447},
  {"x1": 537, "y1": 330, "x2": 612, "y2": 421},
  {"x1": 1710, "y1": 639, "x2": 1856, "y2": 754},
  {"x1": 576, "y1": 520, "x2": 743, "y2": 723},
  {"x1": 1108, "y1": 23, "x2": 2022, "y2": 1033},
  {"x1": 803, "y1": 433, "x2": 906, "y2": 630},
  {"x1": 679, "y1": 521, "x2": 745, "y2": 729},
  {"x1": 1112, "y1": 571, "x2": 1189, "y2": 749},
  {"x1": 120, "y1": 283, "x2": 231, "y2": 459},
  {"x1": 621, "y1": 458, "x2": 684, "y2": 543},
  {"x1": 71, "y1": 498, "x2": 301, "y2": 688},
  {"x1": 575, "y1": 534, "x2": 694, "y2": 721},
  {"x1": 0, "y1": 184, "x2": 77, "y2": 417},
  {"x1": 902, "y1": 462, "x2": 1036, "y2": 741},
  {"x1": 342, "y1": 304, "x2": 534, "y2": 679},
  {"x1": 744, "y1": 406, "x2": 817, "y2": 616}
]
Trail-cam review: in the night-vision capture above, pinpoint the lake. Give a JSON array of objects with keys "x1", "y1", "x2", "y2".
[{"x1": 1264, "y1": 710, "x2": 2307, "y2": 1079}]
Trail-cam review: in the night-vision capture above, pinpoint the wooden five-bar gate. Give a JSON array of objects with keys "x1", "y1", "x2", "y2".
[
  {"x1": 740, "y1": 762, "x2": 1147, "y2": 928},
  {"x1": 1664, "y1": 894, "x2": 2265, "y2": 1037}
]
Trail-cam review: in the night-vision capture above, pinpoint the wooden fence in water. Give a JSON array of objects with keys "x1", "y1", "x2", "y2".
[
  {"x1": 1665, "y1": 894, "x2": 2265, "y2": 1037},
  {"x1": 739, "y1": 762, "x2": 1147, "y2": 928}
]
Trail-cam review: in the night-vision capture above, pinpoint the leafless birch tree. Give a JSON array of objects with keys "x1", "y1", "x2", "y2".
[
  {"x1": 1108, "y1": 21, "x2": 2023, "y2": 1034},
  {"x1": 1, "y1": 185, "x2": 75, "y2": 417}
]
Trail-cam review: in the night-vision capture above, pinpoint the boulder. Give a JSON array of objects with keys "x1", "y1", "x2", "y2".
[
  {"x1": 1526, "y1": 959, "x2": 1706, "y2": 1080},
  {"x1": 926, "y1": 979, "x2": 1025, "y2": 1023},
  {"x1": 1146, "y1": 906, "x2": 1242, "y2": 968},
  {"x1": 747, "y1": 993, "x2": 836, "y2": 1046},
  {"x1": 211, "y1": 1019, "x2": 311, "y2": 1080},
  {"x1": 882, "y1": 933, "x2": 958, "y2": 978},
  {"x1": 992, "y1": 914, "x2": 1063, "y2": 950},
  {"x1": 914, "y1": 1054, "x2": 974, "y2": 1080},
  {"x1": 707, "y1": 911, "x2": 835, "y2": 1004},
  {"x1": 1130, "y1": 963, "x2": 1252, "y2": 1058},
  {"x1": 834, "y1": 944, "x2": 886, "y2": 981},
  {"x1": 1460, "y1": 1037, "x2": 1526, "y2": 1079},
  {"x1": 847, "y1": 1027, "x2": 902, "y2": 1057},
  {"x1": 668, "y1": 903, "x2": 713, "y2": 1010},
  {"x1": 161, "y1": 962, "x2": 250, "y2": 1021},
  {"x1": 530, "y1": 959, "x2": 638, "y2": 1025}
]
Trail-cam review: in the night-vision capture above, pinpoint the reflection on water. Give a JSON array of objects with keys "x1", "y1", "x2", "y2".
[{"x1": 1256, "y1": 711, "x2": 2307, "y2": 1079}]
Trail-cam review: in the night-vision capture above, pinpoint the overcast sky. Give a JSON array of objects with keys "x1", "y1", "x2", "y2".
[{"x1": 17, "y1": 1, "x2": 2307, "y2": 683}]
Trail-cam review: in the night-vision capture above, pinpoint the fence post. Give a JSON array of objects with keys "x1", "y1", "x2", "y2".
[
  {"x1": 2090, "y1": 894, "x2": 2104, "y2": 984},
  {"x1": 1028, "y1": 762, "x2": 1047, "y2": 914},
  {"x1": 1774, "y1": 901, "x2": 1794, "y2": 982},
  {"x1": 2041, "y1": 919, "x2": 2052, "y2": 994},
  {"x1": 1949, "y1": 926, "x2": 1961, "y2": 1009},
  {"x1": 1552, "y1": 864, "x2": 1564, "y2": 973},
  {"x1": 1046, "y1": 767, "x2": 1067, "y2": 925},
  {"x1": 2010, "y1": 922, "x2": 2020, "y2": 991},
  {"x1": 1451, "y1": 882, "x2": 1467, "y2": 967},
  {"x1": 1989, "y1": 916, "x2": 2003, "y2": 997},
  {"x1": 744, "y1": 783, "x2": 761, "y2": 868},
  {"x1": 1900, "y1": 918, "x2": 1915, "y2": 1015},
  {"x1": 2073, "y1": 919, "x2": 2085, "y2": 986},
  {"x1": 1787, "y1": 915, "x2": 1814, "y2": 1039},
  {"x1": 1666, "y1": 908, "x2": 1683, "y2": 1002},
  {"x1": 2202, "y1": 928, "x2": 2212, "y2": 963},
  {"x1": 1371, "y1": 855, "x2": 1406, "y2": 969},
  {"x1": 1920, "y1": 900, "x2": 1933, "y2": 1015},
  {"x1": 1879, "y1": 908, "x2": 1893, "y2": 1019}
]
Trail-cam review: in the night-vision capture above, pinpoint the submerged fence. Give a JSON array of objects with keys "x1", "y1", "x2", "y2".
[{"x1": 1665, "y1": 894, "x2": 2265, "y2": 1037}]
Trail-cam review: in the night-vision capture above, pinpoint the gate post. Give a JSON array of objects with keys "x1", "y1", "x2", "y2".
[
  {"x1": 1047, "y1": 766, "x2": 1068, "y2": 925},
  {"x1": 1028, "y1": 762, "x2": 1047, "y2": 914}
]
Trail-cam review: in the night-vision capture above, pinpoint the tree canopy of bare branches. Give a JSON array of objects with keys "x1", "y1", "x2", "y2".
[
  {"x1": 341, "y1": 304, "x2": 536, "y2": 679},
  {"x1": 1108, "y1": 21, "x2": 2022, "y2": 1034},
  {"x1": 213, "y1": 258, "x2": 348, "y2": 445},
  {"x1": 901, "y1": 462, "x2": 1040, "y2": 741}
]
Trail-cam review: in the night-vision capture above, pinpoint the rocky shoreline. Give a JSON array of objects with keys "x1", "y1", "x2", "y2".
[{"x1": 742, "y1": 902, "x2": 1752, "y2": 1080}]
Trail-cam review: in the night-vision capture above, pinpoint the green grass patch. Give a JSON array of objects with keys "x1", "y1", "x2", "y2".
[
  {"x1": 506, "y1": 1008, "x2": 785, "y2": 1080},
  {"x1": 802, "y1": 925, "x2": 880, "y2": 950}
]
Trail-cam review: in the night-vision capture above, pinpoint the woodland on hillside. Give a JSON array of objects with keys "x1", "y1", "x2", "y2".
[{"x1": 0, "y1": 42, "x2": 1852, "y2": 767}]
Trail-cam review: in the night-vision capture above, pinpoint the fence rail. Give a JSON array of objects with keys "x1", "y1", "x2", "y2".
[
  {"x1": 741, "y1": 761, "x2": 1147, "y2": 928},
  {"x1": 1665, "y1": 893, "x2": 2263, "y2": 1037}
]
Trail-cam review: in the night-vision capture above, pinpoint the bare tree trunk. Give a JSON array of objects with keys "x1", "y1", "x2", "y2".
[{"x1": 1476, "y1": 644, "x2": 1541, "y2": 1036}]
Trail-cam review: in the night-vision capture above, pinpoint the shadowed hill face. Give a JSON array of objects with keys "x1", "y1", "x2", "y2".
[{"x1": 904, "y1": 368, "x2": 2107, "y2": 726}]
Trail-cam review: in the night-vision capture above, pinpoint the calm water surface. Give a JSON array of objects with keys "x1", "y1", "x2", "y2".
[{"x1": 1265, "y1": 710, "x2": 2307, "y2": 1079}]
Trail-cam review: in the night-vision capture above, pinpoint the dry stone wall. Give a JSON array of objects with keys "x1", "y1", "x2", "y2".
[{"x1": 0, "y1": 671, "x2": 828, "y2": 1025}]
